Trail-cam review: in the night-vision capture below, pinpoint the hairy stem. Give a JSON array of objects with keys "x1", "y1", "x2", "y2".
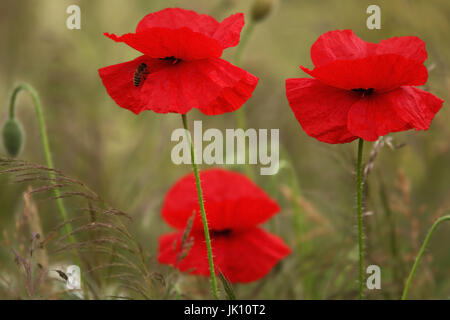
[
  {"x1": 401, "y1": 215, "x2": 450, "y2": 300},
  {"x1": 181, "y1": 114, "x2": 219, "y2": 300},
  {"x1": 356, "y1": 138, "x2": 365, "y2": 299}
]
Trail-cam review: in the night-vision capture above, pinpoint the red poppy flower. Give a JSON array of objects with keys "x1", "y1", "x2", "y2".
[
  {"x1": 98, "y1": 8, "x2": 258, "y2": 115},
  {"x1": 285, "y1": 30, "x2": 444, "y2": 143},
  {"x1": 158, "y1": 169, "x2": 291, "y2": 283}
]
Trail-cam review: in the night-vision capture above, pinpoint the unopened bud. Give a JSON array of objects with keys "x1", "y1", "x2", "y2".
[
  {"x1": 2, "y1": 119, "x2": 24, "y2": 157},
  {"x1": 251, "y1": 0, "x2": 275, "y2": 22}
]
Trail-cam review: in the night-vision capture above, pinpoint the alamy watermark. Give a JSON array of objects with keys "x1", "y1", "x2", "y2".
[
  {"x1": 65, "y1": 265, "x2": 81, "y2": 290},
  {"x1": 66, "y1": 5, "x2": 81, "y2": 30},
  {"x1": 366, "y1": 265, "x2": 381, "y2": 290},
  {"x1": 366, "y1": 5, "x2": 381, "y2": 30},
  {"x1": 171, "y1": 121, "x2": 279, "y2": 175},
  {"x1": 53, "y1": 265, "x2": 81, "y2": 290}
]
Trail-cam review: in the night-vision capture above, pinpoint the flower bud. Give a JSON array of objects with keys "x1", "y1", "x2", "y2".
[
  {"x1": 2, "y1": 119, "x2": 24, "y2": 157},
  {"x1": 251, "y1": 0, "x2": 275, "y2": 22}
]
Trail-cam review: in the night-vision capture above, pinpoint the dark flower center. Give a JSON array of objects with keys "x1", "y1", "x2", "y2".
[
  {"x1": 351, "y1": 88, "x2": 374, "y2": 96},
  {"x1": 159, "y1": 56, "x2": 182, "y2": 65},
  {"x1": 211, "y1": 229, "x2": 232, "y2": 237}
]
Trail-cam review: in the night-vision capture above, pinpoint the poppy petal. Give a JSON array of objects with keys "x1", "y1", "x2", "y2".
[
  {"x1": 98, "y1": 56, "x2": 167, "y2": 114},
  {"x1": 310, "y1": 30, "x2": 374, "y2": 67},
  {"x1": 158, "y1": 228, "x2": 291, "y2": 283},
  {"x1": 105, "y1": 28, "x2": 223, "y2": 61},
  {"x1": 161, "y1": 169, "x2": 279, "y2": 231},
  {"x1": 192, "y1": 58, "x2": 258, "y2": 115},
  {"x1": 137, "y1": 58, "x2": 257, "y2": 115},
  {"x1": 310, "y1": 30, "x2": 427, "y2": 67},
  {"x1": 136, "y1": 8, "x2": 218, "y2": 34},
  {"x1": 301, "y1": 54, "x2": 428, "y2": 92},
  {"x1": 136, "y1": 8, "x2": 244, "y2": 49},
  {"x1": 99, "y1": 57, "x2": 257, "y2": 115},
  {"x1": 376, "y1": 36, "x2": 427, "y2": 63},
  {"x1": 387, "y1": 86, "x2": 444, "y2": 130},
  {"x1": 212, "y1": 13, "x2": 245, "y2": 49},
  {"x1": 347, "y1": 91, "x2": 412, "y2": 141},
  {"x1": 285, "y1": 78, "x2": 359, "y2": 144}
]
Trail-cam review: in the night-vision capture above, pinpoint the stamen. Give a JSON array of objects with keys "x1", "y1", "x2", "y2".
[
  {"x1": 352, "y1": 88, "x2": 374, "y2": 96},
  {"x1": 159, "y1": 56, "x2": 182, "y2": 64}
]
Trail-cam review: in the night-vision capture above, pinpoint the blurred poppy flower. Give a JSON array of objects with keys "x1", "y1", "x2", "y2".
[
  {"x1": 98, "y1": 8, "x2": 258, "y2": 115},
  {"x1": 285, "y1": 30, "x2": 444, "y2": 143},
  {"x1": 158, "y1": 169, "x2": 290, "y2": 283}
]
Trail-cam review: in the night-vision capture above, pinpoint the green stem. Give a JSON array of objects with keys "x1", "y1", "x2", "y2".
[
  {"x1": 356, "y1": 138, "x2": 364, "y2": 299},
  {"x1": 234, "y1": 19, "x2": 255, "y2": 69},
  {"x1": 401, "y1": 215, "x2": 450, "y2": 300},
  {"x1": 233, "y1": 20, "x2": 256, "y2": 179},
  {"x1": 181, "y1": 114, "x2": 219, "y2": 300},
  {"x1": 9, "y1": 84, "x2": 79, "y2": 259}
]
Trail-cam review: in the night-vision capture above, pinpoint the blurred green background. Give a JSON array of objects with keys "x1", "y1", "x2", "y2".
[{"x1": 0, "y1": 0, "x2": 449, "y2": 299}]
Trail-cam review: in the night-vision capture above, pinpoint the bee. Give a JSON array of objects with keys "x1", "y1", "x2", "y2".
[{"x1": 133, "y1": 63, "x2": 149, "y2": 87}]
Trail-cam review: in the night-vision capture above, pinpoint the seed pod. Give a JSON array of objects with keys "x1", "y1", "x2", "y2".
[
  {"x1": 2, "y1": 119, "x2": 24, "y2": 157},
  {"x1": 251, "y1": 0, "x2": 275, "y2": 22}
]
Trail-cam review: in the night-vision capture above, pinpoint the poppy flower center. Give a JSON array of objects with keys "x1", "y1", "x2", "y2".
[
  {"x1": 159, "y1": 56, "x2": 182, "y2": 65},
  {"x1": 211, "y1": 229, "x2": 232, "y2": 237},
  {"x1": 351, "y1": 88, "x2": 375, "y2": 96}
]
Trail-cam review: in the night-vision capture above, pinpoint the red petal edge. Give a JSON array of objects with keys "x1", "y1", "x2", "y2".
[
  {"x1": 138, "y1": 58, "x2": 258, "y2": 115},
  {"x1": 136, "y1": 8, "x2": 244, "y2": 49},
  {"x1": 388, "y1": 86, "x2": 444, "y2": 131},
  {"x1": 347, "y1": 86, "x2": 443, "y2": 141},
  {"x1": 104, "y1": 28, "x2": 223, "y2": 61},
  {"x1": 161, "y1": 169, "x2": 280, "y2": 231},
  {"x1": 300, "y1": 54, "x2": 428, "y2": 92},
  {"x1": 285, "y1": 78, "x2": 358, "y2": 144},
  {"x1": 99, "y1": 57, "x2": 258, "y2": 115},
  {"x1": 158, "y1": 228, "x2": 291, "y2": 283},
  {"x1": 310, "y1": 30, "x2": 427, "y2": 67}
]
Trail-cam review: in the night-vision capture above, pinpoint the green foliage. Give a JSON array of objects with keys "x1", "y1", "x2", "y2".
[
  {"x1": 219, "y1": 271, "x2": 236, "y2": 300},
  {"x1": 0, "y1": 157, "x2": 169, "y2": 299}
]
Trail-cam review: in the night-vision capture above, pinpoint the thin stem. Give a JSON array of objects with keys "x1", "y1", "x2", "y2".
[
  {"x1": 233, "y1": 18, "x2": 255, "y2": 131},
  {"x1": 232, "y1": 20, "x2": 256, "y2": 179},
  {"x1": 181, "y1": 114, "x2": 219, "y2": 300},
  {"x1": 401, "y1": 215, "x2": 450, "y2": 300},
  {"x1": 356, "y1": 138, "x2": 364, "y2": 299},
  {"x1": 234, "y1": 19, "x2": 255, "y2": 68},
  {"x1": 8, "y1": 83, "x2": 81, "y2": 268}
]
